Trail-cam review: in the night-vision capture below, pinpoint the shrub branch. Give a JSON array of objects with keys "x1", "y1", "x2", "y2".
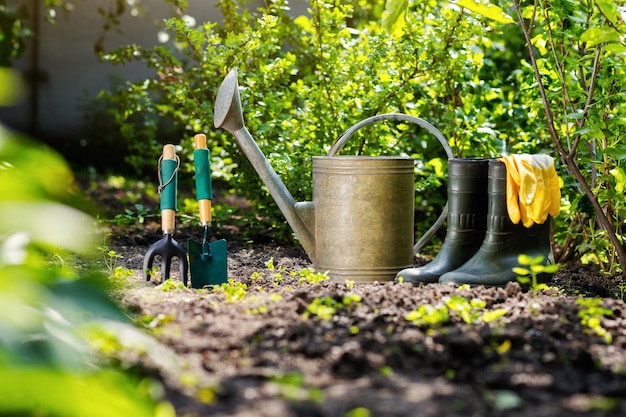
[{"x1": 513, "y1": 0, "x2": 626, "y2": 276}]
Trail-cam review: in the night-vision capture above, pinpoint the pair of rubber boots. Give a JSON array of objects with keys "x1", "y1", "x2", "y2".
[{"x1": 396, "y1": 158, "x2": 554, "y2": 287}]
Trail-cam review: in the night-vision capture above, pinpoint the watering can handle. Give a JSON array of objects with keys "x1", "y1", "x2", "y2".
[{"x1": 328, "y1": 113, "x2": 454, "y2": 255}]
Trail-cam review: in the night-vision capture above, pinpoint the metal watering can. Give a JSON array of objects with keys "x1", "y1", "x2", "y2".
[{"x1": 214, "y1": 69, "x2": 453, "y2": 282}]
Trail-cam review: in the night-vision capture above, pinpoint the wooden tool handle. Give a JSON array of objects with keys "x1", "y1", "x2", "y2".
[
  {"x1": 198, "y1": 199, "x2": 212, "y2": 225},
  {"x1": 161, "y1": 209, "x2": 175, "y2": 234},
  {"x1": 193, "y1": 134, "x2": 213, "y2": 226},
  {"x1": 194, "y1": 133, "x2": 207, "y2": 149},
  {"x1": 163, "y1": 144, "x2": 177, "y2": 160}
]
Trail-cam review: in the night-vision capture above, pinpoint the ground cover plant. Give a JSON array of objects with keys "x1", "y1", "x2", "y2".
[
  {"x1": 85, "y1": 173, "x2": 626, "y2": 417},
  {"x1": 103, "y1": 222, "x2": 626, "y2": 417}
]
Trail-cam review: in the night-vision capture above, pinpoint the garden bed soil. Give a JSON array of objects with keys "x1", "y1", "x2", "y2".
[{"x1": 106, "y1": 220, "x2": 626, "y2": 417}]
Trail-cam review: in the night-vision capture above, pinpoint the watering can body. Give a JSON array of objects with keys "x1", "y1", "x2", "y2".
[
  {"x1": 305, "y1": 156, "x2": 415, "y2": 281},
  {"x1": 215, "y1": 69, "x2": 453, "y2": 282}
]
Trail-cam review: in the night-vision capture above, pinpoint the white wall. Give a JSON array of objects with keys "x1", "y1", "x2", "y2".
[
  {"x1": 0, "y1": 0, "x2": 309, "y2": 158},
  {"x1": 0, "y1": 0, "x2": 308, "y2": 144},
  {"x1": 0, "y1": 0, "x2": 224, "y2": 139}
]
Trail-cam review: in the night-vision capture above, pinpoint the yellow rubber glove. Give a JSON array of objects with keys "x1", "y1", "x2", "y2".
[
  {"x1": 518, "y1": 156, "x2": 539, "y2": 227},
  {"x1": 546, "y1": 160, "x2": 561, "y2": 217},
  {"x1": 499, "y1": 154, "x2": 560, "y2": 227},
  {"x1": 525, "y1": 155, "x2": 552, "y2": 226},
  {"x1": 500, "y1": 155, "x2": 522, "y2": 224},
  {"x1": 534, "y1": 154, "x2": 557, "y2": 219}
]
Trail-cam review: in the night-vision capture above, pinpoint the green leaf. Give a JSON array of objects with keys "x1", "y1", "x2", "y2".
[
  {"x1": 0, "y1": 68, "x2": 25, "y2": 106},
  {"x1": 604, "y1": 145, "x2": 626, "y2": 160},
  {"x1": 482, "y1": 308, "x2": 508, "y2": 323},
  {"x1": 489, "y1": 390, "x2": 522, "y2": 410},
  {"x1": 580, "y1": 27, "x2": 620, "y2": 46},
  {"x1": 609, "y1": 167, "x2": 626, "y2": 193},
  {"x1": 521, "y1": 5, "x2": 536, "y2": 19},
  {"x1": 294, "y1": 15, "x2": 313, "y2": 33},
  {"x1": 605, "y1": 43, "x2": 626, "y2": 55},
  {"x1": 455, "y1": 0, "x2": 515, "y2": 24},
  {"x1": 542, "y1": 264, "x2": 560, "y2": 273},
  {"x1": 382, "y1": 0, "x2": 408, "y2": 36},
  {"x1": 573, "y1": 126, "x2": 592, "y2": 136},
  {"x1": 596, "y1": 0, "x2": 618, "y2": 25},
  {"x1": 405, "y1": 310, "x2": 420, "y2": 321},
  {"x1": 512, "y1": 267, "x2": 530, "y2": 276},
  {"x1": 0, "y1": 368, "x2": 172, "y2": 417},
  {"x1": 565, "y1": 110, "x2": 585, "y2": 120},
  {"x1": 517, "y1": 254, "x2": 544, "y2": 265}
]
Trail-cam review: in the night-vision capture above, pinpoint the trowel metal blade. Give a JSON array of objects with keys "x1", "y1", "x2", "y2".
[{"x1": 187, "y1": 238, "x2": 228, "y2": 288}]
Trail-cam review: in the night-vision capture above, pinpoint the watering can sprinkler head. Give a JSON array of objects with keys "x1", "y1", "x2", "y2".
[
  {"x1": 214, "y1": 68, "x2": 245, "y2": 133},
  {"x1": 213, "y1": 68, "x2": 318, "y2": 263}
]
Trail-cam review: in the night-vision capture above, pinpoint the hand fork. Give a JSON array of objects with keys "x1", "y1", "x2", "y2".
[{"x1": 143, "y1": 144, "x2": 189, "y2": 284}]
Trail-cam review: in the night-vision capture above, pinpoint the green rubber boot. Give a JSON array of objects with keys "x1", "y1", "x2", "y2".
[
  {"x1": 439, "y1": 160, "x2": 554, "y2": 287},
  {"x1": 395, "y1": 158, "x2": 489, "y2": 285}
]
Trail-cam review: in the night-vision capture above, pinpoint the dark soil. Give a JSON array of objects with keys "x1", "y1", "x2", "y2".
[
  {"x1": 100, "y1": 219, "x2": 626, "y2": 417},
  {"x1": 90, "y1": 179, "x2": 626, "y2": 417}
]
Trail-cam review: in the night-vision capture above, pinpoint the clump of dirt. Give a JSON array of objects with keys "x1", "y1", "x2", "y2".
[{"x1": 109, "y1": 232, "x2": 626, "y2": 417}]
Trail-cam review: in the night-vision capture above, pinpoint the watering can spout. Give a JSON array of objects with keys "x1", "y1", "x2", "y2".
[
  {"x1": 214, "y1": 69, "x2": 245, "y2": 132},
  {"x1": 214, "y1": 69, "x2": 317, "y2": 263}
]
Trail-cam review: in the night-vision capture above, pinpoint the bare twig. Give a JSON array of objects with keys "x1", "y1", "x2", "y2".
[{"x1": 543, "y1": 6, "x2": 575, "y2": 118}]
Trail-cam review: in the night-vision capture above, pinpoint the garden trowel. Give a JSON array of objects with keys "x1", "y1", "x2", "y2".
[{"x1": 187, "y1": 133, "x2": 228, "y2": 288}]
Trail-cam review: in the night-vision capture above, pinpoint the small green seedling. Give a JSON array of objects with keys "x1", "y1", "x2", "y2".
[
  {"x1": 158, "y1": 278, "x2": 187, "y2": 292},
  {"x1": 296, "y1": 268, "x2": 329, "y2": 284},
  {"x1": 406, "y1": 295, "x2": 508, "y2": 328},
  {"x1": 101, "y1": 248, "x2": 123, "y2": 272},
  {"x1": 269, "y1": 371, "x2": 325, "y2": 403},
  {"x1": 109, "y1": 265, "x2": 134, "y2": 279},
  {"x1": 302, "y1": 294, "x2": 362, "y2": 321},
  {"x1": 576, "y1": 297, "x2": 613, "y2": 344},
  {"x1": 249, "y1": 258, "x2": 328, "y2": 286},
  {"x1": 110, "y1": 204, "x2": 154, "y2": 226},
  {"x1": 513, "y1": 254, "x2": 559, "y2": 290},
  {"x1": 213, "y1": 279, "x2": 248, "y2": 302},
  {"x1": 405, "y1": 303, "x2": 450, "y2": 327},
  {"x1": 344, "y1": 407, "x2": 372, "y2": 417},
  {"x1": 445, "y1": 295, "x2": 484, "y2": 324}
]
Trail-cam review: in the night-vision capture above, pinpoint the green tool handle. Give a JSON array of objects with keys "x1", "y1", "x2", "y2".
[
  {"x1": 160, "y1": 144, "x2": 179, "y2": 233},
  {"x1": 193, "y1": 134, "x2": 213, "y2": 225}
]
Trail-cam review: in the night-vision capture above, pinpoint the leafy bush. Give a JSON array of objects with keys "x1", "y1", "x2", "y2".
[
  {"x1": 0, "y1": 0, "x2": 30, "y2": 67},
  {"x1": 98, "y1": 0, "x2": 511, "y2": 245},
  {"x1": 508, "y1": 0, "x2": 626, "y2": 273},
  {"x1": 98, "y1": 0, "x2": 626, "y2": 272}
]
